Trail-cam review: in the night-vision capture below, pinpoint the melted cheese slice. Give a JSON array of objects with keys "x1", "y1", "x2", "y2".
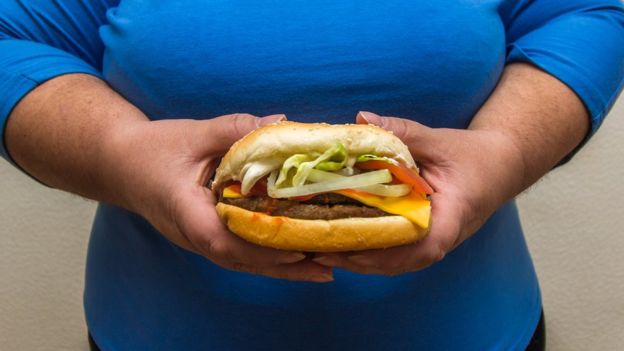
[
  {"x1": 336, "y1": 189, "x2": 430, "y2": 229},
  {"x1": 222, "y1": 185, "x2": 431, "y2": 229},
  {"x1": 222, "y1": 185, "x2": 243, "y2": 199}
]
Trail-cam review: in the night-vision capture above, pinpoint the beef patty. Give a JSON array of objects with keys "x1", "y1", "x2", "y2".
[{"x1": 220, "y1": 193, "x2": 389, "y2": 220}]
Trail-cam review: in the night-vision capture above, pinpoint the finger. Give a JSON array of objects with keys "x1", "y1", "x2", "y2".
[
  {"x1": 348, "y1": 242, "x2": 438, "y2": 274},
  {"x1": 338, "y1": 191, "x2": 462, "y2": 274},
  {"x1": 180, "y1": 187, "x2": 308, "y2": 267},
  {"x1": 204, "y1": 113, "x2": 286, "y2": 153},
  {"x1": 312, "y1": 192, "x2": 462, "y2": 275},
  {"x1": 312, "y1": 254, "x2": 388, "y2": 275},
  {"x1": 222, "y1": 259, "x2": 334, "y2": 283},
  {"x1": 182, "y1": 192, "x2": 334, "y2": 282},
  {"x1": 197, "y1": 113, "x2": 287, "y2": 183},
  {"x1": 426, "y1": 190, "x2": 469, "y2": 252},
  {"x1": 261, "y1": 114, "x2": 288, "y2": 122},
  {"x1": 356, "y1": 111, "x2": 437, "y2": 162}
]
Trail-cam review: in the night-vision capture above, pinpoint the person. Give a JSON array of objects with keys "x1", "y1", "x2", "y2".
[{"x1": 1, "y1": 0, "x2": 623, "y2": 350}]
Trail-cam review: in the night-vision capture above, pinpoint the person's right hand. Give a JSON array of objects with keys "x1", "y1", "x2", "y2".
[{"x1": 100, "y1": 113, "x2": 333, "y2": 282}]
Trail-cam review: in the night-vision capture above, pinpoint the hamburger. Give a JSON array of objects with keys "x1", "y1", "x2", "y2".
[{"x1": 212, "y1": 121, "x2": 432, "y2": 252}]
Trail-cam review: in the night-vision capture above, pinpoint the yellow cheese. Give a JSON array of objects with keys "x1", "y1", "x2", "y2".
[
  {"x1": 222, "y1": 185, "x2": 243, "y2": 198},
  {"x1": 336, "y1": 190, "x2": 431, "y2": 229},
  {"x1": 222, "y1": 185, "x2": 431, "y2": 229}
]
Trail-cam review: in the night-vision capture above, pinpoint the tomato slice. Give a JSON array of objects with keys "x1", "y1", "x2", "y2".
[
  {"x1": 248, "y1": 179, "x2": 267, "y2": 196},
  {"x1": 356, "y1": 160, "x2": 434, "y2": 195}
]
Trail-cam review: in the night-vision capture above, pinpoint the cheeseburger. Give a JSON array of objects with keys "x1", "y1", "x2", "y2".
[{"x1": 212, "y1": 121, "x2": 432, "y2": 252}]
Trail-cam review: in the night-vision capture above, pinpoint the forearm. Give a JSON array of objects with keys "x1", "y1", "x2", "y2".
[
  {"x1": 5, "y1": 73, "x2": 329, "y2": 280},
  {"x1": 469, "y1": 63, "x2": 589, "y2": 195},
  {"x1": 5, "y1": 74, "x2": 148, "y2": 206},
  {"x1": 326, "y1": 64, "x2": 592, "y2": 274}
]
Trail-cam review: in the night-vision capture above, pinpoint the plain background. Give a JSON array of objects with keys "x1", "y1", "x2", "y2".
[{"x1": 1, "y1": 95, "x2": 623, "y2": 350}]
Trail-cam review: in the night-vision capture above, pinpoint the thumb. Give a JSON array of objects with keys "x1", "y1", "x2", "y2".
[
  {"x1": 356, "y1": 111, "x2": 435, "y2": 161},
  {"x1": 356, "y1": 111, "x2": 386, "y2": 127},
  {"x1": 206, "y1": 113, "x2": 286, "y2": 153},
  {"x1": 258, "y1": 114, "x2": 288, "y2": 126}
]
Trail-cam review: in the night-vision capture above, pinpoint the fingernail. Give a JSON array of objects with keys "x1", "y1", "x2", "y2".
[
  {"x1": 357, "y1": 111, "x2": 382, "y2": 125},
  {"x1": 279, "y1": 253, "x2": 307, "y2": 264},
  {"x1": 311, "y1": 273, "x2": 334, "y2": 283},
  {"x1": 347, "y1": 255, "x2": 376, "y2": 267},
  {"x1": 312, "y1": 256, "x2": 335, "y2": 267},
  {"x1": 258, "y1": 114, "x2": 287, "y2": 126}
]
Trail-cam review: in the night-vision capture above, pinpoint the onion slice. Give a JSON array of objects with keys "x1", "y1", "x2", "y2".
[
  {"x1": 240, "y1": 159, "x2": 282, "y2": 195},
  {"x1": 306, "y1": 169, "x2": 410, "y2": 197},
  {"x1": 356, "y1": 183, "x2": 411, "y2": 197},
  {"x1": 268, "y1": 169, "x2": 392, "y2": 198}
]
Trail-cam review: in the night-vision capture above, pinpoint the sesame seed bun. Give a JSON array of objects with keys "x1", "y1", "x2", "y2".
[{"x1": 213, "y1": 121, "x2": 429, "y2": 252}]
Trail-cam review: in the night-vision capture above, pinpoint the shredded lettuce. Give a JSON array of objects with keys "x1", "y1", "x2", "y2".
[
  {"x1": 315, "y1": 143, "x2": 348, "y2": 171},
  {"x1": 275, "y1": 154, "x2": 312, "y2": 187},
  {"x1": 241, "y1": 144, "x2": 410, "y2": 198},
  {"x1": 292, "y1": 143, "x2": 347, "y2": 186},
  {"x1": 355, "y1": 154, "x2": 399, "y2": 165}
]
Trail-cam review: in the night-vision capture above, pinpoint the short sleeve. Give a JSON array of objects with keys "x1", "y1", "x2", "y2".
[
  {"x1": 0, "y1": 0, "x2": 119, "y2": 163},
  {"x1": 500, "y1": 0, "x2": 624, "y2": 136}
]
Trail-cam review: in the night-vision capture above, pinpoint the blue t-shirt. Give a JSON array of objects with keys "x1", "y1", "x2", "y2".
[{"x1": 1, "y1": 1, "x2": 623, "y2": 350}]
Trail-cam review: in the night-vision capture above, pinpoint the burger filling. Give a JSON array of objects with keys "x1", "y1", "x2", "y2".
[
  {"x1": 220, "y1": 193, "x2": 389, "y2": 220},
  {"x1": 217, "y1": 142, "x2": 433, "y2": 227}
]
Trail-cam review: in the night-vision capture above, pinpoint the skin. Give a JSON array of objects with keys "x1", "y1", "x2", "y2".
[
  {"x1": 6, "y1": 74, "x2": 333, "y2": 282},
  {"x1": 6, "y1": 62, "x2": 588, "y2": 279},
  {"x1": 313, "y1": 63, "x2": 589, "y2": 275}
]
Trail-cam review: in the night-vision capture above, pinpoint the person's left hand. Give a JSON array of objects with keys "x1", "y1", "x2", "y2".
[{"x1": 312, "y1": 111, "x2": 526, "y2": 275}]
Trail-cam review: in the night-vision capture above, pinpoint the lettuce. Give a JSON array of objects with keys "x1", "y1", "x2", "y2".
[
  {"x1": 315, "y1": 143, "x2": 348, "y2": 171},
  {"x1": 244, "y1": 145, "x2": 406, "y2": 197},
  {"x1": 292, "y1": 143, "x2": 347, "y2": 186},
  {"x1": 275, "y1": 154, "x2": 312, "y2": 187},
  {"x1": 273, "y1": 143, "x2": 349, "y2": 188},
  {"x1": 355, "y1": 154, "x2": 399, "y2": 165}
]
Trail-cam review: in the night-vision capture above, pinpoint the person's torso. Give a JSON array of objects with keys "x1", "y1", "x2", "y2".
[
  {"x1": 86, "y1": 2, "x2": 541, "y2": 350},
  {"x1": 101, "y1": 0, "x2": 505, "y2": 126}
]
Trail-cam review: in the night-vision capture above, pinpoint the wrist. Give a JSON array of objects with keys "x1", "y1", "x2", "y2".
[
  {"x1": 468, "y1": 63, "x2": 589, "y2": 192},
  {"x1": 471, "y1": 128, "x2": 527, "y2": 200},
  {"x1": 95, "y1": 118, "x2": 152, "y2": 213}
]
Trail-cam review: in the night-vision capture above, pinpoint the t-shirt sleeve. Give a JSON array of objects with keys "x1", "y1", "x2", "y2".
[
  {"x1": 0, "y1": 0, "x2": 119, "y2": 163},
  {"x1": 500, "y1": 0, "x2": 624, "y2": 141}
]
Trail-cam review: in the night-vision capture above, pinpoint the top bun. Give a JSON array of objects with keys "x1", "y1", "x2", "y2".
[{"x1": 213, "y1": 121, "x2": 415, "y2": 188}]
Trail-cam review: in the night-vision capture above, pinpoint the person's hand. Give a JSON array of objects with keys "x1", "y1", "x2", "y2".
[
  {"x1": 101, "y1": 113, "x2": 333, "y2": 282},
  {"x1": 312, "y1": 111, "x2": 526, "y2": 275}
]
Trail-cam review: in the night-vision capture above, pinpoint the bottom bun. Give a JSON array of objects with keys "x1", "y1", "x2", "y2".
[{"x1": 216, "y1": 202, "x2": 429, "y2": 252}]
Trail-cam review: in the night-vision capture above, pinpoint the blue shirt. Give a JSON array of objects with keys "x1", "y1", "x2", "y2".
[{"x1": 1, "y1": 1, "x2": 623, "y2": 350}]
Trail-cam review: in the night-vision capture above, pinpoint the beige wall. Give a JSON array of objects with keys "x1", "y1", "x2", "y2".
[
  {"x1": 0, "y1": 166, "x2": 94, "y2": 349},
  {"x1": 1, "y1": 97, "x2": 623, "y2": 350},
  {"x1": 517, "y1": 95, "x2": 624, "y2": 350}
]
